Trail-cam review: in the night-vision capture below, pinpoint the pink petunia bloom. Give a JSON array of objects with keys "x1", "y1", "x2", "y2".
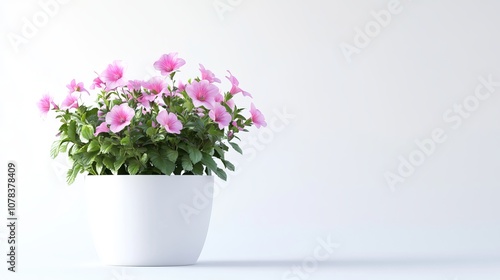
[
  {"x1": 51, "y1": 100, "x2": 59, "y2": 110},
  {"x1": 138, "y1": 94, "x2": 154, "y2": 111},
  {"x1": 185, "y1": 80, "x2": 219, "y2": 109},
  {"x1": 100, "y1": 60, "x2": 126, "y2": 90},
  {"x1": 143, "y1": 76, "x2": 167, "y2": 95},
  {"x1": 66, "y1": 79, "x2": 89, "y2": 94},
  {"x1": 37, "y1": 94, "x2": 53, "y2": 115},
  {"x1": 177, "y1": 80, "x2": 186, "y2": 92},
  {"x1": 209, "y1": 103, "x2": 231, "y2": 129},
  {"x1": 105, "y1": 103, "x2": 135, "y2": 133},
  {"x1": 156, "y1": 111, "x2": 183, "y2": 134},
  {"x1": 226, "y1": 71, "x2": 252, "y2": 98},
  {"x1": 127, "y1": 80, "x2": 143, "y2": 91},
  {"x1": 214, "y1": 93, "x2": 224, "y2": 103},
  {"x1": 153, "y1": 53, "x2": 186, "y2": 76},
  {"x1": 94, "y1": 122, "x2": 110, "y2": 136},
  {"x1": 199, "y1": 64, "x2": 221, "y2": 83},
  {"x1": 250, "y1": 103, "x2": 267, "y2": 128},
  {"x1": 61, "y1": 92, "x2": 79, "y2": 109},
  {"x1": 90, "y1": 76, "x2": 104, "y2": 90},
  {"x1": 226, "y1": 98, "x2": 235, "y2": 110}
]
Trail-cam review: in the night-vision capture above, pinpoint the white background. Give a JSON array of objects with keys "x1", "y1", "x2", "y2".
[{"x1": 1, "y1": 0, "x2": 500, "y2": 279}]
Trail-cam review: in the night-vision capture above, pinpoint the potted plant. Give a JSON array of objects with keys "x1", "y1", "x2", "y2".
[{"x1": 38, "y1": 52, "x2": 267, "y2": 266}]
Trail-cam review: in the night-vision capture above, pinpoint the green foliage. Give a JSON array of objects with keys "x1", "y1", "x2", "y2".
[{"x1": 44, "y1": 60, "x2": 265, "y2": 185}]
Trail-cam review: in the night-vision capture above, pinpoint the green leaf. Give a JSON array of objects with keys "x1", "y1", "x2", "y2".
[
  {"x1": 153, "y1": 133, "x2": 165, "y2": 142},
  {"x1": 229, "y1": 141, "x2": 243, "y2": 154},
  {"x1": 50, "y1": 140, "x2": 61, "y2": 159},
  {"x1": 103, "y1": 157, "x2": 115, "y2": 173},
  {"x1": 146, "y1": 127, "x2": 156, "y2": 137},
  {"x1": 66, "y1": 163, "x2": 82, "y2": 185},
  {"x1": 87, "y1": 140, "x2": 100, "y2": 152},
  {"x1": 127, "y1": 159, "x2": 142, "y2": 175},
  {"x1": 72, "y1": 151, "x2": 98, "y2": 167},
  {"x1": 95, "y1": 160, "x2": 104, "y2": 174},
  {"x1": 213, "y1": 168, "x2": 227, "y2": 181},
  {"x1": 201, "y1": 152, "x2": 218, "y2": 172},
  {"x1": 100, "y1": 139, "x2": 114, "y2": 154},
  {"x1": 188, "y1": 146, "x2": 202, "y2": 164},
  {"x1": 181, "y1": 155, "x2": 193, "y2": 171},
  {"x1": 223, "y1": 160, "x2": 235, "y2": 171},
  {"x1": 60, "y1": 142, "x2": 69, "y2": 153},
  {"x1": 74, "y1": 145, "x2": 88, "y2": 154},
  {"x1": 114, "y1": 154, "x2": 126, "y2": 171},
  {"x1": 120, "y1": 136, "x2": 131, "y2": 146},
  {"x1": 192, "y1": 162, "x2": 204, "y2": 175},
  {"x1": 67, "y1": 121, "x2": 77, "y2": 142},
  {"x1": 166, "y1": 149, "x2": 178, "y2": 162},
  {"x1": 214, "y1": 146, "x2": 225, "y2": 159},
  {"x1": 140, "y1": 153, "x2": 148, "y2": 165},
  {"x1": 149, "y1": 149, "x2": 175, "y2": 175}
]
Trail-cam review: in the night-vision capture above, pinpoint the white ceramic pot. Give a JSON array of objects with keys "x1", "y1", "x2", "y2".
[{"x1": 84, "y1": 175, "x2": 214, "y2": 266}]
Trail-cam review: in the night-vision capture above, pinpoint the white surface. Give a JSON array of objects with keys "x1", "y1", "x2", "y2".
[
  {"x1": 85, "y1": 175, "x2": 213, "y2": 266},
  {"x1": 1, "y1": 0, "x2": 500, "y2": 279}
]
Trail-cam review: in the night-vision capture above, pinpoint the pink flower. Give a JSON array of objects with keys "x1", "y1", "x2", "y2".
[
  {"x1": 61, "y1": 92, "x2": 79, "y2": 109},
  {"x1": 177, "y1": 80, "x2": 186, "y2": 92},
  {"x1": 209, "y1": 103, "x2": 231, "y2": 129},
  {"x1": 90, "y1": 76, "x2": 104, "y2": 90},
  {"x1": 127, "y1": 80, "x2": 143, "y2": 91},
  {"x1": 37, "y1": 94, "x2": 53, "y2": 115},
  {"x1": 199, "y1": 64, "x2": 221, "y2": 83},
  {"x1": 226, "y1": 98, "x2": 235, "y2": 110},
  {"x1": 143, "y1": 77, "x2": 167, "y2": 95},
  {"x1": 66, "y1": 79, "x2": 89, "y2": 94},
  {"x1": 105, "y1": 103, "x2": 135, "y2": 133},
  {"x1": 231, "y1": 121, "x2": 243, "y2": 131},
  {"x1": 214, "y1": 93, "x2": 224, "y2": 103},
  {"x1": 97, "y1": 110, "x2": 105, "y2": 120},
  {"x1": 250, "y1": 103, "x2": 267, "y2": 128},
  {"x1": 185, "y1": 80, "x2": 219, "y2": 109},
  {"x1": 226, "y1": 71, "x2": 252, "y2": 98},
  {"x1": 138, "y1": 94, "x2": 154, "y2": 109},
  {"x1": 156, "y1": 111, "x2": 183, "y2": 134},
  {"x1": 94, "y1": 122, "x2": 110, "y2": 136},
  {"x1": 153, "y1": 53, "x2": 186, "y2": 76},
  {"x1": 196, "y1": 107, "x2": 205, "y2": 117},
  {"x1": 100, "y1": 60, "x2": 126, "y2": 90},
  {"x1": 172, "y1": 80, "x2": 186, "y2": 97}
]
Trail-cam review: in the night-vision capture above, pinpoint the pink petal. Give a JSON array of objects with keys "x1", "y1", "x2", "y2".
[
  {"x1": 153, "y1": 53, "x2": 186, "y2": 76},
  {"x1": 61, "y1": 93, "x2": 79, "y2": 109},
  {"x1": 37, "y1": 94, "x2": 53, "y2": 115},
  {"x1": 105, "y1": 103, "x2": 134, "y2": 133},
  {"x1": 100, "y1": 60, "x2": 126, "y2": 90},
  {"x1": 250, "y1": 103, "x2": 267, "y2": 128},
  {"x1": 94, "y1": 122, "x2": 110, "y2": 136}
]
